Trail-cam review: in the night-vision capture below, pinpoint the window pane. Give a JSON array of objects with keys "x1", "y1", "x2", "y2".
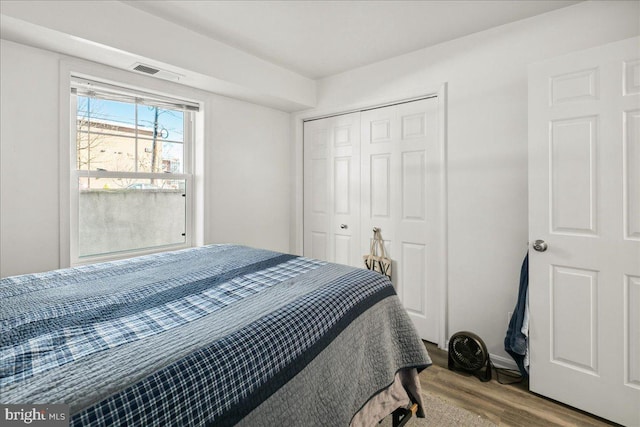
[
  {"x1": 76, "y1": 132, "x2": 137, "y2": 172},
  {"x1": 161, "y1": 141, "x2": 185, "y2": 173},
  {"x1": 76, "y1": 97, "x2": 137, "y2": 172},
  {"x1": 136, "y1": 139, "x2": 155, "y2": 173},
  {"x1": 84, "y1": 98, "x2": 136, "y2": 133},
  {"x1": 78, "y1": 178, "x2": 186, "y2": 258},
  {"x1": 134, "y1": 140, "x2": 184, "y2": 174},
  {"x1": 76, "y1": 132, "x2": 91, "y2": 171},
  {"x1": 77, "y1": 96, "x2": 90, "y2": 134},
  {"x1": 137, "y1": 105, "x2": 184, "y2": 142},
  {"x1": 76, "y1": 97, "x2": 186, "y2": 173},
  {"x1": 142, "y1": 140, "x2": 185, "y2": 174}
]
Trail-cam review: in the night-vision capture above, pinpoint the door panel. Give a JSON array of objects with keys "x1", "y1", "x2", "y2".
[
  {"x1": 402, "y1": 151, "x2": 426, "y2": 220},
  {"x1": 625, "y1": 109, "x2": 640, "y2": 240},
  {"x1": 334, "y1": 235, "x2": 352, "y2": 266},
  {"x1": 550, "y1": 266, "x2": 598, "y2": 373},
  {"x1": 401, "y1": 242, "x2": 427, "y2": 315},
  {"x1": 303, "y1": 112, "x2": 361, "y2": 267},
  {"x1": 310, "y1": 232, "x2": 326, "y2": 261},
  {"x1": 370, "y1": 154, "x2": 391, "y2": 218},
  {"x1": 361, "y1": 97, "x2": 441, "y2": 343},
  {"x1": 310, "y1": 158, "x2": 327, "y2": 214},
  {"x1": 528, "y1": 36, "x2": 640, "y2": 426},
  {"x1": 334, "y1": 157, "x2": 351, "y2": 214},
  {"x1": 627, "y1": 274, "x2": 640, "y2": 388},
  {"x1": 550, "y1": 117, "x2": 597, "y2": 235}
]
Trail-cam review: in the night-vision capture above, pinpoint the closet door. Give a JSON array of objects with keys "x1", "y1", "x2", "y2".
[
  {"x1": 360, "y1": 97, "x2": 442, "y2": 343},
  {"x1": 528, "y1": 37, "x2": 640, "y2": 426},
  {"x1": 303, "y1": 112, "x2": 361, "y2": 266}
]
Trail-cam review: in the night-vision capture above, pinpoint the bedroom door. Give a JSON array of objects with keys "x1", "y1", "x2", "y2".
[
  {"x1": 303, "y1": 112, "x2": 361, "y2": 266},
  {"x1": 528, "y1": 36, "x2": 640, "y2": 426},
  {"x1": 360, "y1": 97, "x2": 443, "y2": 342}
]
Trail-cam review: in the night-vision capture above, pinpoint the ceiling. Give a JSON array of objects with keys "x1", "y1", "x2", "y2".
[{"x1": 125, "y1": 0, "x2": 580, "y2": 80}]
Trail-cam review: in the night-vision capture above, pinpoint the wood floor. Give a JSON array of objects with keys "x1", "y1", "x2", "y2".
[{"x1": 420, "y1": 342, "x2": 619, "y2": 427}]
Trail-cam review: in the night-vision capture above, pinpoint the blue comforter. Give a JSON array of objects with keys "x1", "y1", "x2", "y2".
[{"x1": 1, "y1": 245, "x2": 431, "y2": 426}]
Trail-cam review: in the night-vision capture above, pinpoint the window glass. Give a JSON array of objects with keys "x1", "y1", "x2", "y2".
[
  {"x1": 72, "y1": 79, "x2": 194, "y2": 261},
  {"x1": 137, "y1": 105, "x2": 184, "y2": 143},
  {"x1": 78, "y1": 178, "x2": 186, "y2": 257},
  {"x1": 79, "y1": 97, "x2": 136, "y2": 132},
  {"x1": 75, "y1": 97, "x2": 185, "y2": 173}
]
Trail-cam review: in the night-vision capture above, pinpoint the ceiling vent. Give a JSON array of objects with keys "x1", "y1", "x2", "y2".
[
  {"x1": 133, "y1": 64, "x2": 159, "y2": 75},
  {"x1": 131, "y1": 63, "x2": 183, "y2": 81}
]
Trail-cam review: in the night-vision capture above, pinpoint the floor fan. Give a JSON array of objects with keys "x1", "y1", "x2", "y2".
[{"x1": 448, "y1": 331, "x2": 492, "y2": 382}]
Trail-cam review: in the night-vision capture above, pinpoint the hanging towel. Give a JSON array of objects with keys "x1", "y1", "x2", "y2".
[{"x1": 504, "y1": 253, "x2": 529, "y2": 377}]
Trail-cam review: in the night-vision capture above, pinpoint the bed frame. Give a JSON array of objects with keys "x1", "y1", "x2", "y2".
[{"x1": 391, "y1": 402, "x2": 418, "y2": 427}]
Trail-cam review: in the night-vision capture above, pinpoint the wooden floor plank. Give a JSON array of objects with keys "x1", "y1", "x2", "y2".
[{"x1": 421, "y1": 342, "x2": 618, "y2": 427}]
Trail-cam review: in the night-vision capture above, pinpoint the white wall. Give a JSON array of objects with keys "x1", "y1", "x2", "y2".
[
  {"x1": 206, "y1": 95, "x2": 291, "y2": 253},
  {"x1": 297, "y1": 1, "x2": 640, "y2": 361},
  {"x1": 0, "y1": 40, "x2": 61, "y2": 277},
  {"x1": 0, "y1": 39, "x2": 291, "y2": 277}
]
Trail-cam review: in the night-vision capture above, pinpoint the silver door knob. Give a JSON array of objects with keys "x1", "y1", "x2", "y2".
[
  {"x1": 533, "y1": 240, "x2": 548, "y2": 252},
  {"x1": 340, "y1": 224, "x2": 348, "y2": 229}
]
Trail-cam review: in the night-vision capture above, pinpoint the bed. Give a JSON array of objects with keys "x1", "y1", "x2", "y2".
[{"x1": 0, "y1": 244, "x2": 431, "y2": 426}]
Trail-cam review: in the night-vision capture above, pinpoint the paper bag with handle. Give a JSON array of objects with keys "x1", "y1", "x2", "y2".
[{"x1": 363, "y1": 229, "x2": 392, "y2": 280}]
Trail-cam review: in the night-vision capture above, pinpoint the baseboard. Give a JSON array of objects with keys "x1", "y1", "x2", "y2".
[
  {"x1": 489, "y1": 353, "x2": 519, "y2": 371},
  {"x1": 441, "y1": 338, "x2": 521, "y2": 371}
]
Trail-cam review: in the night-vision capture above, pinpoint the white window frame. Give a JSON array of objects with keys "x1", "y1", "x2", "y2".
[{"x1": 59, "y1": 60, "x2": 205, "y2": 267}]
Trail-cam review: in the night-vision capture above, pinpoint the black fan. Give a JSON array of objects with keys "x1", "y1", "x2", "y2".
[{"x1": 448, "y1": 331, "x2": 492, "y2": 382}]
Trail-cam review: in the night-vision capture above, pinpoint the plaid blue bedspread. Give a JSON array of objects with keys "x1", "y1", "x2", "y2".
[{"x1": 0, "y1": 245, "x2": 430, "y2": 426}]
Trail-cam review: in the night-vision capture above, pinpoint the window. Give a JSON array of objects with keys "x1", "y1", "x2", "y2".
[{"x1": 70, "y1": 77, "x2": 199, "y2": 262}]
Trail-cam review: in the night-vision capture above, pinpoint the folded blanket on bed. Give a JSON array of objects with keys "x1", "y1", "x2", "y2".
[{"x1": 0, "y1": 244, "x2": 431, "y2": 426}]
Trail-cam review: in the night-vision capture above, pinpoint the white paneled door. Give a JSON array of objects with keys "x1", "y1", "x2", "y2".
[
  {"x1": 303, "y1": 112, "x2": 361, "y2": 266},
  {"x1": 303, "y1": 96, "x2": 444, "y2": 345},
  {"x1": 360, "y1": 98, "x2": 442, "y2": 342},
  {"x1": 528, "y1": 36, "x2": 640, "y2": 426}
]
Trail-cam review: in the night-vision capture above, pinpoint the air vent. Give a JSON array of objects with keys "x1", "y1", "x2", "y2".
[
  {"x1": 130, "y1": 63, "x2": 183, "y2": 81},
  {"x1": 133, "y1": 64, "x2": 159, "y2": 75}
]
